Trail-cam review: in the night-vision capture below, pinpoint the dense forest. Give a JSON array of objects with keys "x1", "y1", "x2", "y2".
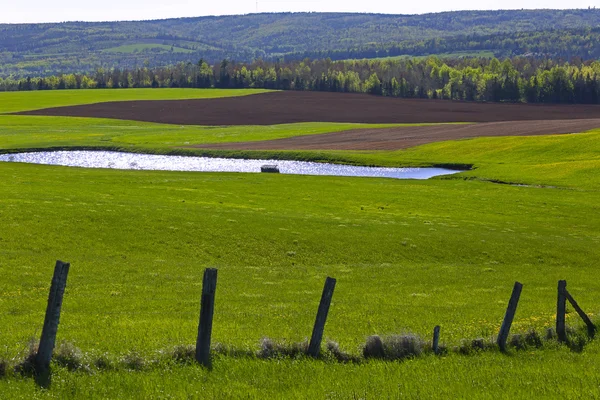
[
  {"x1": 1, "y1": 9, "x2": 600, "y2": 77},
  {"x1": 3, "y1": 56, "x2": 600, "y2": 104},
  {"x1": 286, "y1": 28, "x2": 600, "y2": 61}
]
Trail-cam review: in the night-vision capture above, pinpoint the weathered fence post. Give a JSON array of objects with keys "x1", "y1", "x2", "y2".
[
  {"x1": 497, "y1": 281, "x2": 523, "y2": 352},
  {"x1": 35, "y1": 260, "x2": 70, "y2": 380},
  {"x1": 557, "y1": 280, "x2": 567, "y2": 343},
  {"x1": 432, "y1": 325, "x2": 441, "y2": 355},
  {"x1": 307, "y1": 277, "x2": 336, "y2": 358},
  {"x1": 564, "y1": 289, "x2": 596, "y2": 338},
  {"x1": 195, "y1": 268, "x2": 218, "y2": 368}
]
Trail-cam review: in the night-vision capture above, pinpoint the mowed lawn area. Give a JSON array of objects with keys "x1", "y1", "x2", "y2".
[{"x1": 0, "y1": 89, "x2": 599, "y2": 397}]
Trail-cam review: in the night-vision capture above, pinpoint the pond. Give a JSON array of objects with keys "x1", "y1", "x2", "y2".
[{"x1": 0, "y1": 151, "x2": 462, "y2": 180}]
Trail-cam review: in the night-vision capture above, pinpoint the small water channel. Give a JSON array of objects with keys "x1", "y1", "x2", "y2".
[{"x1": 0, "y1": 151, "x2": 462, "y2": 180}]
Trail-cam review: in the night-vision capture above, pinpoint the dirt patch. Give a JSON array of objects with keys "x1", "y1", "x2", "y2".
[
  {"x1": 16, "y1": 91, "x2": 600, "y2": 125},
  {"x1": 194, "y1": 119, "x2": 600, "y2": 151}
]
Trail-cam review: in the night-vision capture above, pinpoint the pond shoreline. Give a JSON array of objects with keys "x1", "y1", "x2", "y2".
[{"x1": 0, "y1": 150, "x2": 464, "y2": 180}]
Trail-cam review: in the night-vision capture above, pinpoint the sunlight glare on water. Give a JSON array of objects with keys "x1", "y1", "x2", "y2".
[{"x1": 0, "y1": 151, "x2": 461, "y2": 180}]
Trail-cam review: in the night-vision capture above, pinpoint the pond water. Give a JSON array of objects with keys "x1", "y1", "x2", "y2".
[{"x1": 0, "y1": 151, "x2": 462, "y2": 180}]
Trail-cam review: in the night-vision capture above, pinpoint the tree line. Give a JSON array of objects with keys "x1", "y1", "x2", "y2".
[{"x1": 2, "y1": 56, "x2": 600, "y2": 104}]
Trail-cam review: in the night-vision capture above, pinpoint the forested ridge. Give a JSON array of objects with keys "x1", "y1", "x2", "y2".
[
  {"x1": 4, "y1": 57, "x2": 600, "y2": 104},
  {"x1": 286, "y1": 28, "x2": 600, "y2": 61},
  {"x1": 2, "y1": 9, "x2": 600, "y2": 77}
]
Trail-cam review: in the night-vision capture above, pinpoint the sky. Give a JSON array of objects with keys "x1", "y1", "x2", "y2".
[{"x1": 2, "y1": 0, "x2": 599, "y2": 24}]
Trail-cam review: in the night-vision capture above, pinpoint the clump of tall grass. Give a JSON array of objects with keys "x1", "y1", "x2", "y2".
[
  {"x1": 0, "y1": 359, "x2": 8, "y2": 378},
  {"x1": 170, "y1": 345, "x2": 195, "y2": 364},
  {"x1": 54, "y1": 341, "x2": 85, "y2": 371},
  {"x1": 93, "y1": 353, "x2": 114, "y2": 370},
  {"x1": 525, "y1": 330, "x2": 543, "y2": 348},
  {"x1": 213, "y1": 342, "x2": 255, "y2": 358},
  {"x1": 14, "y1": 339, "x2": 38, "y2": 376},
  {"x1": 326, "y1": 340, "x2": 361, "y2": 363},
  {"x1": 121, "y1": 350, "x2": 146, "y2": 371},
  {"x1": 363, "y1": 334, "x2": 424, "y2": 360},
  {"x1": 457, "y1": 338, "x2": 494, "y2": 355},
  {"x1": 258, "y1": 338, "x2": 308, "y2": 359}
]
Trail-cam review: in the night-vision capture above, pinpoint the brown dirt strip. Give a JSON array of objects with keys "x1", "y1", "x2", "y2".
[
  {"x1": 16, "y1": 91, "x2": 600, "y2": 125},
  {"x1": 194, "y1": 119, "x2": 600, "y2": 151}
]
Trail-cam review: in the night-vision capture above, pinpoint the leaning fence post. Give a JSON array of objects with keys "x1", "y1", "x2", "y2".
[
  {"x1": 195, "y1": 268, "x2": 218, "y2": 368},
  {"x1": 557, "y1": 280, "x2": 567, "y2": 343},
  {"x1": 35, "y1": 260, "x2": 70, "y2": 379},
  {"x1": 307, "y1": 277, "x2": 336, "y2": 358},
  {"x1": 564, "y1": 289, "x2": 596, "y2": 337},
  {"x1": 432, "y1": 325, "x2": 441, "y2": 355},
  {"x1": 497, "y1": 281, "x2": 523, "y2": 352}
]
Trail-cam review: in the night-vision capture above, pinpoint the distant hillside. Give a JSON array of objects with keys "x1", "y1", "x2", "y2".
[{"x1": 2, "y1": 9, "x2": 600, "y2": 77}]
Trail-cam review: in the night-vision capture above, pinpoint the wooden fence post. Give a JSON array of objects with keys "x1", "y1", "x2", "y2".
[
  {"x1": 557, "y1": 280, "x2": 567, "y2": 343},
  {"x1": 35, "y1": 260, "x2": 70, "y2": 379},
  {"x1": 564, "y1": 289, "x2": 596, "y2": 337},
  {"x1": 307, "y1": 277, "x2": 336, "y2": 358},
  {"x1": 432, "y1": 325, "x2": 441, "y2": 355},
  {"x1": 195, "y1": 268, "x2": 218, "y2": 368},
  {"x1": 497, "y1": 281, "x2": 523, "y2": 352}
]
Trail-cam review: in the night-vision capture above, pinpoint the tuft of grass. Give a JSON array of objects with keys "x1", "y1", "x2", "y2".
[
  {"x1": 363, "y1": 334, "x2": 423, "y2": 360},
  {"x1": 0, "y1": 359, "x2": 7, "y2": 378},
  {"x1": 213, "y1": 343, "x2": 255, "y2": 358},
  {"x1": 93, "y1": 353, "x2": 114, "y2": 371},
  {"x1": 14, "y1": 340, "x2": 38, "y2": 376},
  {"x1": 363, "y1": 335, "x2": 385, "y2": 359},
  {"x1": 457, "y1": 338, "x2": 495, "y2": 355},
  {"x1": 258, "y1": 338, "x2": 308, "y2": 359},
  {"x1": 54, "y1": 341, "x2": 85, "y2": 371},
  {"x1": 525, "y1": 330, "x2": 544, "y2": 348},
  {"x1": 325, "y1": 340, "x2": 361, "y2": 363},
  {"x1": 509, "y1": 334, "x2": 526, "y2": 350},
  {"x1": 171, "y1": 345, "x2": 195, "y2": 364},
  {"x1": 121, "y1": 351, "x2": 146, "y2": 371}
]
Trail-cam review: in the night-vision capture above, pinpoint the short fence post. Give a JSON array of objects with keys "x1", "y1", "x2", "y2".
[
  {"x1": 557, "y1": 280, "x2": 567, "y2": 343},
  {"x1": 564, "y1": 289, "x2": 596, "y2": 338},
  {"x1": 35, "y1": 260, "x2": 70, "y2": 380},
  {"x1": 195, "y1": 268, "x2": 218, "y2": 368},
  {"x1": 307, "y1": 277, "x2": 336, "y2": 358},
  {"x1": 497, "y1": 281, "x2": 523, "y2": 352},
  {"x1": 432, "y1": 325, "x2": 441, "y2": 355}
]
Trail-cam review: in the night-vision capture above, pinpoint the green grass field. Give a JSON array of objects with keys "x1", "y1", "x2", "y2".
[
  {"x1": 1, "y1": 88, "x2": 599, "y2": 397},
  {"x1": 0, "y1": 88, "x2": 272, "y2": 113},
  {"x1": 0, "y1": 115, "x2": 440, "y2": 150}
]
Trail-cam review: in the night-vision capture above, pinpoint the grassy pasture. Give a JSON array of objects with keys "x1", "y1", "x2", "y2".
[
  {"x1": 0, "y1": 90, "x2": 599, "y2": 397},
  {"x1": 0, "y1": 115, "x2": 440, "y2": 150},
  {"x1": 0, "y1": 88, "x2": 272, "y2": 114}
]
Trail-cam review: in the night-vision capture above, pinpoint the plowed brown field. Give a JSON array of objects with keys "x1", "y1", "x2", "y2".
[
  {"x1": 17, "y1": 91, "x2": 600, "y2": 150},
  {"x1": 197, "y1": 119, "x2": 600, "y2": 151},
  {"x1": 17, "y1": 91, "x2": 600, "y2": 125}
]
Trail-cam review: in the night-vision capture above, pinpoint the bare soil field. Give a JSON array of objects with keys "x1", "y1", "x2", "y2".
[
  {"x1": 197, "y1": 119, "x2": 600, "y2": 151},
  {"x1": 17, "y1": 91, "x2": 600, "y2": 125}
]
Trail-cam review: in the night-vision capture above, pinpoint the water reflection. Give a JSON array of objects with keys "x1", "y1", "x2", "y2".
[{"x1": 0, "y1": 151, "x2": 461, "y2": 180}]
